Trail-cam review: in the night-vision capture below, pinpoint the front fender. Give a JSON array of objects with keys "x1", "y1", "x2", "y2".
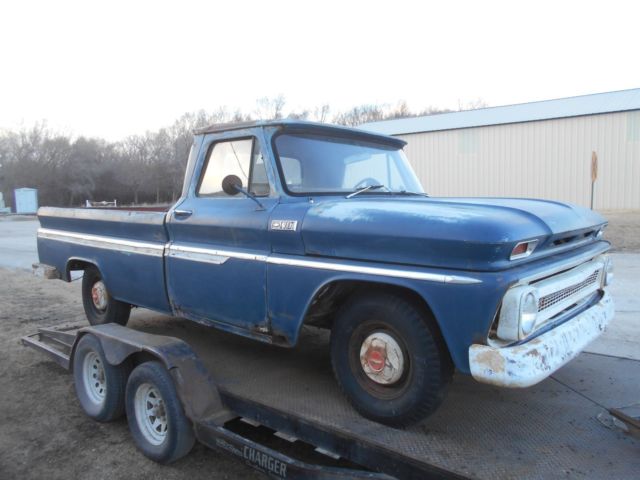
[{"x1": 266, "y1": 262, "x2": 507, "y2": 373}]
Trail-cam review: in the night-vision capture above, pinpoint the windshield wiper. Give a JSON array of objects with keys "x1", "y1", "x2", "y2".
[
  {"x1": 396, "y1": 190, "x2": 430, "y2": 197},
  {"x1": 346, "y1": 184, "x2": 388, "y2": 199}
]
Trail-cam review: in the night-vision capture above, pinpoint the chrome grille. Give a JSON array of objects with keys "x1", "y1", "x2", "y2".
[{"x1": 538, "y1": 270, "x2": 600, "y2": 312}]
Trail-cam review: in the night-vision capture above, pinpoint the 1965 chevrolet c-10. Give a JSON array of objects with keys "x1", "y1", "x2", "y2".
[{"x1": 36, "y1": 120, "x2": 614, "y2": 426}]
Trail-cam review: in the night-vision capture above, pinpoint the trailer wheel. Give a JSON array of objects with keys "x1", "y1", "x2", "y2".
[
  {"x1": 73, "y1": 334, "x2": 129, "y2": 422},
  {"x1": 125, "y1": 361, "x2": 195, "y2": 464},
  {"x1": 330, "y1": 292, "x2": 452, "y2": 427},
  {"x1": 82, "y1": 266, "x2": 131, "y2": 326}
]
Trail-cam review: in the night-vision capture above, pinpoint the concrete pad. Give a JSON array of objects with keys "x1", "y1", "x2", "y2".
[
  {"x1": 552, "y1": 352, "x2": 640, "y2": 408},
  {"x1": 585, "y1": 253, "x2": 640, "y2": 360},
  {"x1": 0, "y1": 218, "x2": 39, "y2": 270}
]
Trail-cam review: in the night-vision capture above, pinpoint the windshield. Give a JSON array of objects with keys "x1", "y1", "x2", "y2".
[{"x1": 273, "y1": 133, "x2": 424, "y2": 195}]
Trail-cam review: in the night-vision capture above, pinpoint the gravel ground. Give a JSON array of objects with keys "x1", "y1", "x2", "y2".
[{"x1": 0, "y1": 268, "x2": 261, "y2": 480}]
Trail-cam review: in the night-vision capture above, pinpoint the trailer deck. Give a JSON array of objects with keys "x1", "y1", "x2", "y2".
[{"x1": 23, "y1": 310, "x2": 639, "y2": 479}]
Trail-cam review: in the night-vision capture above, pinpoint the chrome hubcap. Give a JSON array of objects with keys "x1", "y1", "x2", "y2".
[
  {"x1": 359, "y1": 332, "x2": 405, "y2": 385},
  {"x1": 83, "y1": 351, "x2": 106, "y2": 404},
  {"x1": 91, "y1": 281, "x2": 108, "y2": 310},
  {"x1": 134, "y1": 383, "x2": 168, "y2": 445}
]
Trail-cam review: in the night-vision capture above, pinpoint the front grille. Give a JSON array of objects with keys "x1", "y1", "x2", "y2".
[{"x1": 538, "y1": 270, "x2": 600, "y2": 312}]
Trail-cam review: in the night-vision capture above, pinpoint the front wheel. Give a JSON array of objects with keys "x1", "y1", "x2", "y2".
[
  {"x1": 330, "y1": 292, "x2": 453, "y2": 427},
  {"x1": 81, "y1": 266, "x2": 131, "y2": 326}
]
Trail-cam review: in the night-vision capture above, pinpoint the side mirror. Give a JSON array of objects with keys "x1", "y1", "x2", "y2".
[{"x1": 222, "y1": 174, "x2": 243, "y2": 196}]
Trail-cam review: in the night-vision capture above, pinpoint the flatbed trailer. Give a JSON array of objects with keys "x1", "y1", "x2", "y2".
[{"x1": 22, "y1": 312, "x2": 639, "y2": 479}]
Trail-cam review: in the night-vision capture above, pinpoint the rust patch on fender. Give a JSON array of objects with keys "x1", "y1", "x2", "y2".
[{"x1": 475, "y1": 350, "x2": 506, "y2": 373}]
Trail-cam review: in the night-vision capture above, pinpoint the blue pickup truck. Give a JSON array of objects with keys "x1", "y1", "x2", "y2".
[{"x1": 36, "y1": 120, "x2": 614, "y2": 427}]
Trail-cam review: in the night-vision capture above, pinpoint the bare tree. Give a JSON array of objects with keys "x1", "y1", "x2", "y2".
[
  {"x1": 0, "y1": 96, "x2": 488, "y2": 209},
  {"x1": 255, "y1": 95, "x2": 286, "y2": 120}
]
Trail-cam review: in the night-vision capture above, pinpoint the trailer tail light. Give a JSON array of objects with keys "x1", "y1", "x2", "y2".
[{"x1": 510, "y1": 240, "x2": 538, "y2": 260}]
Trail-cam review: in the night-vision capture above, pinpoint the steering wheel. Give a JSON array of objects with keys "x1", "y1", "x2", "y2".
[{"x1": 354, "y1": 177, "x2": 381, "y2": 189}]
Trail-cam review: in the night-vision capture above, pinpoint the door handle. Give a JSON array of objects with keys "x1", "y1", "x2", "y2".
[{"x1": 173, "y1": 209, "x2": 193, "y2": 219}]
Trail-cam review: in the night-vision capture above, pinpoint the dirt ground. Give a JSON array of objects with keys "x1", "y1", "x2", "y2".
[
  {"x1": 0, "y1": 268, "x2": 261, "y2": 480},
  {"x1": 0, "y1": 210, "x2": 638, "y2": 479},
  {"x1": 600, "y1": 210, "x2": 640, "y2": 252}
]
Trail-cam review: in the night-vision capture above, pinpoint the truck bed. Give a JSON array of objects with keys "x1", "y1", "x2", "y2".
[
  {"x1": 123, "y1": 310, "x2": 638, "y2": 480},
  {"x1": 37, "y1": 206, "x2": 172, "y2": 313}
]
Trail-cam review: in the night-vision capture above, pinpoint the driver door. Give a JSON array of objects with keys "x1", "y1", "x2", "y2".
[{"x1": 165, "y1": 134, "x2": 276, "y2": 332}]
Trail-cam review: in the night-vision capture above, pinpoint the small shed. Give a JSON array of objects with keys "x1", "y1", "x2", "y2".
[{"x1": 14, "y1": 188, "x2": 39, "y2": 214}]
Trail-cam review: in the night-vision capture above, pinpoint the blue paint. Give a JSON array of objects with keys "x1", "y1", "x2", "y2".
[{"x1": 37, "y1": 120, "x2": 610, "y2": 374}]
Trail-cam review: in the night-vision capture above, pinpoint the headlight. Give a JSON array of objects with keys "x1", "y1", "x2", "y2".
[
  {"x1": 520, "y1": 291, "x2": 538, "y2": 336},
  {"x1": 497, "y1": 286, "x2": 539, "y2": 341}
]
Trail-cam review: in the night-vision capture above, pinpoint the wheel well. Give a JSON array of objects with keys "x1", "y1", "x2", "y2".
[
  {"x1": 66, "y1": 259, "x2": 96, "y2": 281},
  {"x1": 303, "y1": 280, "x2": 437, "y2": 330},
  {"x1": 303, "y1": 280, "x2": 454, "y2": 374}
]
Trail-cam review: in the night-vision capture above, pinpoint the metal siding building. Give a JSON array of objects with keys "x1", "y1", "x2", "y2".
[{"x1": 362, "y1": 89, "x2": 640, "y2": 210}]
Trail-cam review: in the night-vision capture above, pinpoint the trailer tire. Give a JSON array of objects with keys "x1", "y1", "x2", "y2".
[
  {"x1": 82, "y1": 266, "x2": 131, "y2": 326},
  {"x1": 73, "y1": 334, "x2": 129, "y2": 422},
  {"x1": 125, "y1": 361, "x2": 195, "y2": 464},
  {"x1": 330, "y1": 292, "x2": 452, "y2": 427}
]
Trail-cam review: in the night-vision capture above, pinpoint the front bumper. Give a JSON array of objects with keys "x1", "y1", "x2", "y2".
[{"x1": 469, "y1": 291, "x2": 614, "y2": 388}]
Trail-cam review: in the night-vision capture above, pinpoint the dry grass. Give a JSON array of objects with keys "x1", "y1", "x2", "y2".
[{"x1": 599, "y1": 210, "x2": 640, "y2": 252}]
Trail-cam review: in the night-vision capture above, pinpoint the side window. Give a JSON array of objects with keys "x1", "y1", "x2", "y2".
[{"x1": 198, "y1": 138, "x2": 270, "y2": 197}]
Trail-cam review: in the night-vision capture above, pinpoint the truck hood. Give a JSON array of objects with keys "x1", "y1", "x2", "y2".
[{"x1": 300, "y1": 197, "x2": 607, "y2": 271}]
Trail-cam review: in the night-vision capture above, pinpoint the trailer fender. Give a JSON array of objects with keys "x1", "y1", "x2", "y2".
[{"x1": 75, "y1": 323, "x2": 232, "y2": 425}]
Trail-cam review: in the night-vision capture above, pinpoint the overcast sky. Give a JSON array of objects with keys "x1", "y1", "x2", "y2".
[{"x1": 1, "y1": 0, "x2": 638, "y2": 140}]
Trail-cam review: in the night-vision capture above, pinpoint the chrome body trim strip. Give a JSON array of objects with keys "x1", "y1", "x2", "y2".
[
  {"x1": 166, "y1": 249, "x2": 229, "y2": 265},
  {"x1": 37, "y1": 228, "x2": 164, "y2": 257},
  {"x1": 266, "y1": 255, "x2": 481, "y2": 284},
  {"x1": 168, "y1": 244, "x2": 268, "y2": 262},
  {"x1": 38, "y1": 229, "x2": 482, "y2": 284}
]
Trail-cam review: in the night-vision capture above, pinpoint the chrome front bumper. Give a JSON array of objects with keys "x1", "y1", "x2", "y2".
[{"x1": 469, "y1": 291, "x2": 614, "y2": 388}]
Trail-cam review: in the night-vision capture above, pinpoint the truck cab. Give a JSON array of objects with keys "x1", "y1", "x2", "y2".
[{"x1": 36, "y1": 120, "x2": 614, "y2": 426}]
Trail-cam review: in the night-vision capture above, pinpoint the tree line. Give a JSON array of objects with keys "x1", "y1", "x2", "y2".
[{"x1": 0, "y1": 97, "x2": 484, "y2": 209}]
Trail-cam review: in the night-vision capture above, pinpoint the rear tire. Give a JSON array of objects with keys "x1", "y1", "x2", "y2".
[
  {"x1": 330, "y1": 292, "x2": 453, "y2": 427},
  {"x1": 73, "y1": 334, "x2": 129, "y2": 422},
  {"x1": 82, "y1": 266, "x2": 131, "y2": 326},
  {"x1": 125, "y1": 361, "x2": 195, "y2": 464}
]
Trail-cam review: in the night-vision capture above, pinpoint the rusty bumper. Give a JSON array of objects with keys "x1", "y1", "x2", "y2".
[{"x1": 469, "y1": 291, "x2": 614, "y2": 388}]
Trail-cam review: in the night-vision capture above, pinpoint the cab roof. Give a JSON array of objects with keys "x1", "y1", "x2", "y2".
[{"x1": 193, "y1": 119, "x2": 407, "y2": 148}]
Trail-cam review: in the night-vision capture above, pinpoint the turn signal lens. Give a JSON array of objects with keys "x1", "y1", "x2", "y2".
[{"x1": 510, "y1": 240, "x2": 538, "y2": 260}]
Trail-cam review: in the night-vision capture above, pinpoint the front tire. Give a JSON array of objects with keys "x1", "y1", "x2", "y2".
[
  {"x1": 330, "y1": 292, "x2": 453, "y2": 427},
  {"x1": 73, "y1": 334, "x2": 129, "y2": 422},
  {"x1": 82, "y1": 266, "x2": 131, "y2": 326},
  {"x1": 125, "y1": 361, "x2": 195, "y2": 464}
]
